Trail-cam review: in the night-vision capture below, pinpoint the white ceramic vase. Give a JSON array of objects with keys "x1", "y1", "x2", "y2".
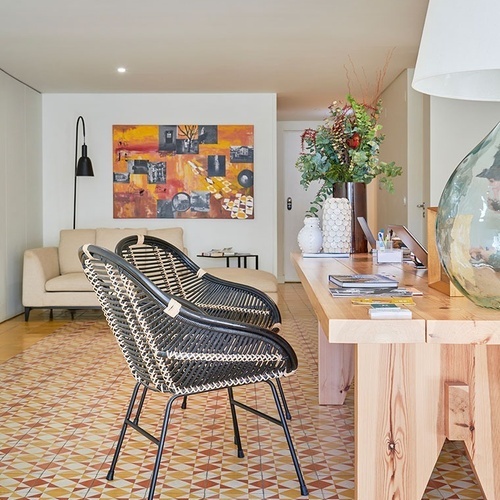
[
  {"x1": 297, "y1": 217, "x2": 323, "y2": 253},
  {"x1": 322, "y1": 197, "x2": 352, "y2": 253}
]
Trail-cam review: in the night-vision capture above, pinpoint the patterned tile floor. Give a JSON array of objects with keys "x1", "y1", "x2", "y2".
[{"x1": 0, "y1": 284, "x2": 483, "y2": 499}]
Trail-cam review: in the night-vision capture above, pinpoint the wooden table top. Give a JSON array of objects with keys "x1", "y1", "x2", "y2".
[{"x1": 291, "y1": 252, "x2": 500, "y2": 345}]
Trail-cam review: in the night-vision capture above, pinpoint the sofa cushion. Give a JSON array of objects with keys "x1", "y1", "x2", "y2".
[
  {"x1": 46, "y1": 272, "x2": 94, "y2": 292},
  {"x1": 96, "y1": 228, "x2": 147, "y2": 252},
  {"x1": 59, "y1": 229, "x2": 96, "y2": 275},
  {"x1": 147, "y1": 227, "x2": 185, "y2": 251},
  {"x1": 205, "y1": 268, "x2": 278, "y2": 294}
]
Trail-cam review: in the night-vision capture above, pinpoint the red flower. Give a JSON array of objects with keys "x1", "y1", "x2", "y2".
[{"x1": 347, "y1": 132, "x2": 360, "y2": 149}]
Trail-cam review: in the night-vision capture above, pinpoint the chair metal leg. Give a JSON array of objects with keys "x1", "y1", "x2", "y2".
[
  {"x1": 133, "y1": 383, "x2": 149, "y2": 426},
  {"x1": 105, "y1": 384, "x2": 180, "y2": 500},
  {"x1": 106, "y1": 382, "x2": 143, "y2": 481},
  {"x1": 147, "y1": 394, "x2": 181, "y2": 500},
  {"x1": 227, "y1": 387, "x2": 244, "y2": 458},
  {"x1": 266, "y1": 380, "x2": 308, "y2": 497},
  {"x1": 181, "y1": 395, "x2": 188, "y2": 409},
  {"x1": 276, "y1": 379, "x2": 292, "y2": 420}
]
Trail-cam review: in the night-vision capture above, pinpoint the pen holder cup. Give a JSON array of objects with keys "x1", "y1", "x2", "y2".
[
  {"x1": 376, "y1": 242, "x2": 403, "y2": 264},
  {"x1": 378, "y1": 240, "x2": 393, "y2": 251}
]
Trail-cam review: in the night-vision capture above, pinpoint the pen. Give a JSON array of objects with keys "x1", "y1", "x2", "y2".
[{"x1": 377, "y1": 231, "x2": 386, "y2": 251}]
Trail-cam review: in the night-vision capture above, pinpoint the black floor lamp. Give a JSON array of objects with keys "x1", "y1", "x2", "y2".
[{"x1": 73, "y1": 116, "x2": 94, "y2": 229}]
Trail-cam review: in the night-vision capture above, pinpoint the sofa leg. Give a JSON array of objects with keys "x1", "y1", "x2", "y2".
[
  {"x1": 49, "y1": 309, "x2": 53, "y2": 320},
  {"x1": 24, "y1": 307, "x2": 31, "y2": 322}
]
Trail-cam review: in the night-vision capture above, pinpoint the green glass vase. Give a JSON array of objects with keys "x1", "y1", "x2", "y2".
[{"x1": 436, "y1": 121, "x2": 500, "y2": 309}]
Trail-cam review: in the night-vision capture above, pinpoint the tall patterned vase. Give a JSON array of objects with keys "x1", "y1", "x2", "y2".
[
  {"x1": 332, "y1": 182, "x2": 368, "y2": 253},
  {"x1": 322, "y1": 198, "x2": 352, "y2": 253},
  {"x1": 297, "y1": 217, "x2": 323, "y2": 254},
  {"x1": 436, "y1": 121, "x2": 500, "y2": 309}
]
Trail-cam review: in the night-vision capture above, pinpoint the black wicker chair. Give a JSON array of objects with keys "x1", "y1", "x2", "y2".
[
  {"x1": 115, "y1": 234, "x2": 292, "y2": 420},
  {"x1": 80, "y1": 244, "x2": 308, "y2": 499}
]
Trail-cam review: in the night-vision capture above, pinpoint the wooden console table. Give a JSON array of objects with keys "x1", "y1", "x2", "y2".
[{"x1": 291, "y1": 252, "x2": 500, "y2": 500}]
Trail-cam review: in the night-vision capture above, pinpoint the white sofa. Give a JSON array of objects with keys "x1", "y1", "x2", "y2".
[{"x1": 22, "y1": 227, "x2": 278, "y2": 320}]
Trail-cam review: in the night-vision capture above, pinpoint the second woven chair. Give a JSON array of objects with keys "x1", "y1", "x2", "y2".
[{"x1": 116, "y1": 234, "x2": 292, "y2": 419}]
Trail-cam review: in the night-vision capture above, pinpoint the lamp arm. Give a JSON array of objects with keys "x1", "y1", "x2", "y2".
[{"x1": 73, "y1": 116, "x2": 85, "y2": 230}]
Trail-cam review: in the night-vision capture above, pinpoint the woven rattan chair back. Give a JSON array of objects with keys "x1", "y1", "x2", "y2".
[
  {"x1": 79, "y1": 245, "x2": 173, "y2": 392},
  {"x1": 80, "y1": 244, "x2": 295, "y2": 395},
  {"x1": 116, "y1": 235, "x2": 281, "y2": 331},
  {"x1": 79, "y1": 244, "x2": 307, "y2": 498}
]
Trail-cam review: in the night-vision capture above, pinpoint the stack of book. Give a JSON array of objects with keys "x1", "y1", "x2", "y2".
[
  {"x1": 328, "y1": 273, "x2": 413, "y2": 319},
  {"x1": 329, "y1": 287, "x2": 412, "y2": 297},
  {"x1": 201, "y1": 248, "x2": 236, "y2": 257},
  {"x1": 329, "y1": 273, "x2": 398, "y2": 289},
  {"x1": 329, "y1": 273, "x2": 406, "y2": 297}
]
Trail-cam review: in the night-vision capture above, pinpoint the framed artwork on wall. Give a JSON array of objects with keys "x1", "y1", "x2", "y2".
[{"x1": 113, "y1": 124, "x2": 254, "y2": 219}]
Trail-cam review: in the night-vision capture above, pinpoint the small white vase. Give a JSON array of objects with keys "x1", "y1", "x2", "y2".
[
  {"x1": 322, "y1": 198, "x2": 352, "y2": 253},
  {"x1": 297, "y1": 217, "x2": 323, "y2": 253}
]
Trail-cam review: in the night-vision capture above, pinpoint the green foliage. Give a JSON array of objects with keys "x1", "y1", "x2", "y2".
[{"x1": 295, "y1": 95, "x2": 403, "y2": 216}]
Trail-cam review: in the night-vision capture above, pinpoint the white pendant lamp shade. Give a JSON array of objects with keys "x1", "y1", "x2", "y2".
[{"x1": 412, "y1": 0, "x2": 500, "y2": 101}]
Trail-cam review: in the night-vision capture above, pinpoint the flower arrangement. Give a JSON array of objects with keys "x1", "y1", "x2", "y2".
[{"x1": 295, "y1": 94, "x2": 402, "y2": 216}]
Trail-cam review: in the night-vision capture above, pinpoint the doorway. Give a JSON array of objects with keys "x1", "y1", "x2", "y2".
[{"x1": 277, "y1": 122, "x2": 320, "y2": 282}]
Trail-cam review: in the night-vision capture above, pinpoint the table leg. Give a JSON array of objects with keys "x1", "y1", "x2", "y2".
[
  {"x1": 318, "y1": 324, "x2": 354, "y2": 405},
  {"x1": 355, "y1": 343, "x2": 444, "y2": 499},
  {"x1": 355, "y1": 342, "x2": 500, "y2": 499},
  {"x1": 442, "y1": 344, "x2": 500, "y2": 499}
]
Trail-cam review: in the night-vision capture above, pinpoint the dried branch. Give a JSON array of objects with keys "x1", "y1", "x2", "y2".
[{"x1": 344, "y1": 48, "x2": 395, "y2": 107}]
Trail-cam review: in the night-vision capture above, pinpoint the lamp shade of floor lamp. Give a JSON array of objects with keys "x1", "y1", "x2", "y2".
[
  {"x1": 412, "y1": 0, "x2": 500, "y2": 309},
  {"x1": 73, "y1": 116, "x2": 94, "y2": 230}
]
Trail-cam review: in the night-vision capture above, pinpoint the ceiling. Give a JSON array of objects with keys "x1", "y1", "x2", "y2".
[{"x1": 0, "y1": 0, "x2": 429, "y2": 121}]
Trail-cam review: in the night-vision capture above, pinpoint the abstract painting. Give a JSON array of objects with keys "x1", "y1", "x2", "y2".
[{"x1": 113, "y1": 124, "x2": 254, "y2": 219}]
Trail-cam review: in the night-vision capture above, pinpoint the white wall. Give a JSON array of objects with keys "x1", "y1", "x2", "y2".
[
  {"x1": 42, "y1": 93, "x2": 278, "y2": 273},
  {"x1": 378, "y1": 71, "x2": 409, "y2": 230},
  {"x1": 377, "y1": 69, "x2": 430, "y2": 246},
  {"x1": 429, "y1": 98, "x2": 500, "y2": 205},
  {"x1": 0, "y1": 70, "x2": 42, "y2": 321}
]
